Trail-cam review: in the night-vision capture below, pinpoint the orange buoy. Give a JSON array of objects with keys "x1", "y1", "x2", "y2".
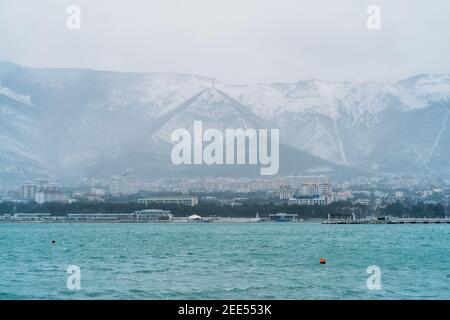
[{"x1": 320, "y1": 258, "x2": 326, "y2": 264}]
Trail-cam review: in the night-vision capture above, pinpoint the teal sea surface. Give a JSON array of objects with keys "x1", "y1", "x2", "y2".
[{"x1": 0, "y1": 222, "x2": 449, "y2": 299}]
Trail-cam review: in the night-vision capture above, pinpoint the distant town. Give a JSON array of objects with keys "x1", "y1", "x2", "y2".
[{"x1": 0, "y1": 171, "x2": 449, "y2": 222}]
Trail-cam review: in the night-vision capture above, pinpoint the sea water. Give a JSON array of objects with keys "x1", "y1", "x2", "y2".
[{"x1": 0, "y1": 222, "x2": 449, "y2": 299}]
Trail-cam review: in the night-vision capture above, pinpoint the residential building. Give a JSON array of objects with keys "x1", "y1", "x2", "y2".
[
  {"x1": 21, "y1": 182, "x2": 38, "y2": 200},
  {"x1": 35, "y1": 189, "x2": 68, "y2": 204},
  {"x1": 279, "y1": 185, "x2": 294, "y2": 200}
]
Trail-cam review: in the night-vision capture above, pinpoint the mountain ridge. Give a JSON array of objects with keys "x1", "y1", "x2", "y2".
[{"x1": 0, "y1": 62, "x2": 449, "y2": 184}]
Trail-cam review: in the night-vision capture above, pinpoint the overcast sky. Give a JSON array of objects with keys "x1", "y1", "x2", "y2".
[{"x1": 0, "y1": 0, "x2": 449, "y2": 84}]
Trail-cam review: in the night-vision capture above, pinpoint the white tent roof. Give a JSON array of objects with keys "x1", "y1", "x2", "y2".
[{"x1": 187, "y1": 214, "x2": 202, "y2": 220}]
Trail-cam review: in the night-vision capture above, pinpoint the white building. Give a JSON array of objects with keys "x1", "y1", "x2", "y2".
[
  {"x1": 319, "y1": 183, "x2": 332, "y2": 195},
  {"x1": 35, "y1": 189, "x2": 68, "y2": 204},
  {"x1": 86, "y1": 192, "x2": 105, "y2": 202},
  {"x1": 21, "y1": 179, "x2": 56, "y2": 201},
  {"x1": 300, "y1": 182, "x2": 332, "y2": 196},
  {"x1": 21, "y1": 183, "x2": 38, "y2": 200},
  {"x1": 288, "y1": 192, "x2": 350, "y2": 206},
  {"x1": 138, "y1": 196, "x2": 198, "y2": 206},
  {"x1": 134, "y1": 209, "x2": 172, "y2": 221},
  {"x1": 68, "y1": 213, "x2": 134, "y2": 222},
  {"x1": 289, "y1": 196, "x2": 327, "y2": 206},
  {"x1": 279, "y1": 185, "x2": 294, "y2": 200},
  {"x1": 68, "y1": 210, "x2": 173, "y2": 222},
  {"x1": 11, "y1": 213, "x2": 52, "y2": 222},
  {"x1": 110, "y1": 176, "x2": 122, "y2": 195}
]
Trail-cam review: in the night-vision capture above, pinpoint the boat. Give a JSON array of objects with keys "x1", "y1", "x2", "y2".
[{"x1": 268, "y1": 212, "x2": 298, "y2": 222}]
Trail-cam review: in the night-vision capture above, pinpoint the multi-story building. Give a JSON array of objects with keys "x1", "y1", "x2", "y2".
[
  {"x1": 138, "y1": 196, "x2": 198, "y2": 207},
  {"x1": 21, "y1": 182, "x2": 38, "y2": 200},
  {"x1": 110, "y1": 175, "x2": 121, "y2": 195},
  {"x1": 288, "y1": 192, "x2": 350, "y2": 206},
  {"x1": 300, "y1": 183, "x2": 318, "y2": 195},
  {"x1": 289, "y1": 195, "x2": 327, "y2": 206},
  {"x1": 279, "y1": 185, "x2": 295, "y2": 200},
  {"x1": 319, "y1": 183, "x2": 332, "y2": 195},
  {"x1": 300, "y1": 182, "x2": 332, "y2": 196},
  {"x1": 35, "y1": 189, "x2": 68, "y2": 204},
  {"x1": 110, "y1": 170, "x2": 139, "y2": 195},
  {"x1": 21, "y1": 179, "x2": 58, "y2": 201}
]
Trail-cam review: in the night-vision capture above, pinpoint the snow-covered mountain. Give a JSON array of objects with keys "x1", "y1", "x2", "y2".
[
  {"x1": 226, "y1": 76, "x2": 450, "y2": 170},
  {"x1": 0, "y1": 83, "x2": 47, "y2": 184},
  {"x1": 0, "y1": 62, "x2": 449, "y2": 184},
  {"x1": 80, "y1": 87, "x2": 347, "y2": 180}
]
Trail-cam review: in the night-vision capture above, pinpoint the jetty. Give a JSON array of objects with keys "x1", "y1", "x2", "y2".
[{"x1": 323, "y1": 213, "x2": 450, "y2": 224}]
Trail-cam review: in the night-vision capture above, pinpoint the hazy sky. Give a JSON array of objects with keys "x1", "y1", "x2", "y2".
[{"x1": 0, "y1": 0, "x2": 449, "y2": 84}]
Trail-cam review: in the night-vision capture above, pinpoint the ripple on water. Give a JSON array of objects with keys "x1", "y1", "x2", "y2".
[{"x1": 1, "y1": 223, "x2": 450, "y2": 299}]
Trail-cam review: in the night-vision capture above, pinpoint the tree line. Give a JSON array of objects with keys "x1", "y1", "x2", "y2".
[{"x1": 0, "y1": 200, "x2": 446, "y2": 218}]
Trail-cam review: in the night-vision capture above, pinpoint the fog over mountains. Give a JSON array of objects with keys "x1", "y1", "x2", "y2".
[{"x1": 0, "y1": 62, "x2": 449, "y2": 184}]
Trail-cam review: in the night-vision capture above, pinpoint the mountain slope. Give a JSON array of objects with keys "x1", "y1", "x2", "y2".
[
  {"x1": 82, "y1": 88, "x2": 345, "y2": 179},
  {"x1": 228, "y1": 76, "x2": 450, "y2": 174},
  {"x1": 0, "y1": 87, "x2": 47, "y2": 183},
  {"x1": 0, "y1": 62, "x2": 449, "y2": 184}
]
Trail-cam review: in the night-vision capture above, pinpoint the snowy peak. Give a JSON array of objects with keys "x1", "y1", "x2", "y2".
[
  {"x1": 0, "y1": 62, "x2": 449, "y2": 183},
  {"x1": 152, "y1": 87, "x2": 268, "y2": 144},
  {"x1": 398, "y1": 74, "x2": 450, "y2": 103}
]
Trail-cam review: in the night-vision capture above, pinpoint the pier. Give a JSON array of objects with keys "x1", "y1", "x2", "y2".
[{"x1": 323, "y1": 214, "x2": 450, "y2": 224}]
